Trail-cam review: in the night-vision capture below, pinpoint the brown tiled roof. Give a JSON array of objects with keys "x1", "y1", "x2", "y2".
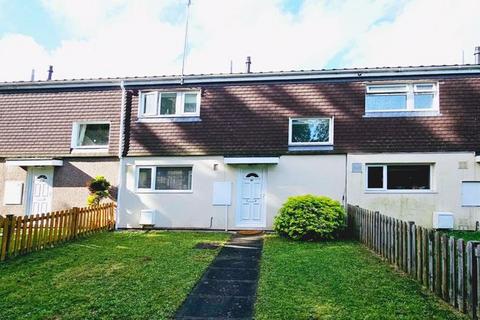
[
  {"x1": 0, "y1": 89, "x2": 122, "y2": 158},
  {"x1": 126, "y1": 76, "x2": 480, "y2": 156}
]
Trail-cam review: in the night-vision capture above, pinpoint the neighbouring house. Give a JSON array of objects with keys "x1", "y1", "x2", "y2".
[
  {"x1": 0, "y1": 82, "x2": 123, "y2": 215},
  {"x1": 1, "y1": 64, "x2": 480, "y2": 229}
]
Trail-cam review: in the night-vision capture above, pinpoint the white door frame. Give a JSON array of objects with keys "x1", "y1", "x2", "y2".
[
  {"x1": 25, "y1": 166, "x2": 54, "y2": 215},
  {"x1": 235, "y1": 165, "x2": 267, "y2": 228}
]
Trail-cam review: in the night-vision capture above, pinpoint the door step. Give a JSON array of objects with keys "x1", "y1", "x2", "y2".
[{"x1": 237, "y1": 230, "x2": 264, "y2": 236}]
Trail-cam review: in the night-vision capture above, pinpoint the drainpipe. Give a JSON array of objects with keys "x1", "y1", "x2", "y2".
[
  {"x1": 344, "y1": 154, "x2": 348, "y2": 208},
  {"x1": 115, "y1": 80, "x2": 126, "y2": 229}
]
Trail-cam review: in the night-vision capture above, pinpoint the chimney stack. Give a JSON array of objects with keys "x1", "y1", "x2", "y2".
[
  {"x1": 475, "y1": 47, "x2": 480, "y2": 64},
  {"x1": 47, "y1": 65, "x2": 53, "y2": 81},
  {"x1": 245, "y1": 56, "x2": 251, "y2": 73}
]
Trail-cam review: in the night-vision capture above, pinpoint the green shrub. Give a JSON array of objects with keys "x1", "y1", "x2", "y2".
[
  {"x1": 86, "y1": 176, "x2": 111, "y2": 206},
  {"x1": 273, "y1": 195, "x2": 346, "y2": 241}
]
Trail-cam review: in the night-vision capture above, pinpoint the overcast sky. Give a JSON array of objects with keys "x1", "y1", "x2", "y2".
[{"x1": 0, "y1": 0, "x2": 479, "y2": 82}]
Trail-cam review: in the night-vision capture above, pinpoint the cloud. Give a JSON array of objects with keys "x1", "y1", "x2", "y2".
[
  {"x1": 0, "y1": 0, "x2": 478, "y2": 82},
  {"x1": 0, "y1": 34, "x2": 51, "y2": 81},
  {"x1": 345, "y1": 0, "x2": 480, "y2": 67}
]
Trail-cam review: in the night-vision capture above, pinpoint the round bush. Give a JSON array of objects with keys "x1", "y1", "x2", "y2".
[{"x1": 273, "y1": 195, "x2": 346, "y2": 241}]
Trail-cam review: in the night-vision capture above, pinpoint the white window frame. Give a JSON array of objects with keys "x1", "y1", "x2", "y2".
[
  {"x1": 141, "y1": 91, "x2": 159, "y2": 117},
  {"x1": 365, "y1": 82, "x2": 439, "y2": 113},
  {"x1": 365, "y1": 163, "x2": 434, "y2": 193},
  {"x1": 71, "y1": 121, "x2": 110, "y2": 149},
  {"x1": 138, "y1": 91, "x2": 201, "y2": 118},
  {"x1": 135, "y1": 165, "x2": 193, "y2": 193},
  {"x1": 288, "y1": 117, "x2": 334, "y2": 146}
]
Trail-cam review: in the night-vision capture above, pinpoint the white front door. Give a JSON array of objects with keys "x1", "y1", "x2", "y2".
[
  {"x1": 27, "y1": 167, "x2": 53, "y2": 215},
  {"x1": 236, "y1": 167, "x2": 266, "y2": 228}
]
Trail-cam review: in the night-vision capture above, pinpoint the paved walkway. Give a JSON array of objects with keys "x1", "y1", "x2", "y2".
[{"x1": 175, "y1": 233, "x2": 264, "y2": 320}]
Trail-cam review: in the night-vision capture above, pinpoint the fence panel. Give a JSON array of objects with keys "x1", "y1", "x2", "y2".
[
  {"x1": 348, "y1": 204, "x2": 478, "y2": 319},
  {"x1": 0, "y1": 203, "x2": 115, "y2": 262}
]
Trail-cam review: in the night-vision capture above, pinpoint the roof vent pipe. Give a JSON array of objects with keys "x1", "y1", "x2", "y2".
[
  {"x1": 47, "y1": 65, "x2": 53, "y2": 81},
  {"x1": 245, "y1": 56, "x2": 251, "y2": 73},
  {"x1": 475, "y1": 47, "x2": 480, "y2": 64}
]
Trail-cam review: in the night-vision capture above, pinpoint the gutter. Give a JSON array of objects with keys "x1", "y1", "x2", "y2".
[
  {"x1": 1, "y1": 65, "x2": 480, "y2": 90},
  {"x1": 115, "y1": 80, "x2": 126, "y2": 229}
]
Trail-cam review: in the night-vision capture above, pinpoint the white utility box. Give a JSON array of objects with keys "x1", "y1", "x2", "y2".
[
  {"x1": 433, "y1": 211, "x2": 454, "y2": 229},
  {"x1": 139, "y1": 209, "x2": 156, "y2": 226},
  {"x1": 212, "y1": 181, "x2": 232, "y2": 206}
]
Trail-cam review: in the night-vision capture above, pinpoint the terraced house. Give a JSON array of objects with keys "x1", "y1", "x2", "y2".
[{"x1": 1, "y1": 64, "x2": 480, "y2": 229}]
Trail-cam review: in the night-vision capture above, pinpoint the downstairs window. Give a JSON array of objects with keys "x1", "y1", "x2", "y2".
[
  {"x1": 366, "y1": 164, "x2": 431, "y2": 191},
  {"x1": 136, "y1": 166, "x2": 193, "y2": 192}
]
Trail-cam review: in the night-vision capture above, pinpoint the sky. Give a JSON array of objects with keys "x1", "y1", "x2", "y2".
[{"x1": 0, "y1": 0, "x2": 479, "y2": 82}]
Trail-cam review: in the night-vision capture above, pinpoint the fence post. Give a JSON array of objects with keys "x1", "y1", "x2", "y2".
[
  {"x1": 450, "y1": 236, "x2": 457, "y2": 307},
  {"x1": 441, "y1": 234, "x2": 448, "y2": 301},
  {"x1": 407, "y1": 221, "x2": 414, "y2": 275},
  {"x1": 435, "y1": 231, "x2": 442, "y2": 296},
  {"x1": 476, "y1": 246, "x2": 480, "y2": 318},
  {"x1": 72, "y1": 207, "x2": 80, "y2": 239},
  {"x1": 429, "y1": 230, "x2": 435, "y2": 292},
  {"x1": 466, "y1": 241, "x2": 480, "y2": 318},
  {"x1": 111, "y1": 204, "x2": 116, "y2": 230},
  {"x1": 0, "y1": 214, "x2": 15, "y2": 261},
  {"x1": 458, "y1": 239, "x2": 466, "y2": 313}
]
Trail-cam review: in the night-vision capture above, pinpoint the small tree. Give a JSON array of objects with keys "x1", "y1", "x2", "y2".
[
  {"x1": 86, "y1": 176, "x2": 111, "y2": 206},
  {"x1": 273, "y1": 195, "x2": 346, "y2": 241}
]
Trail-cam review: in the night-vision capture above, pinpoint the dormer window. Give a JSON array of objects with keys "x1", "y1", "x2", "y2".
[
  {"x1": 288, "y1": 117, "x2": 333, "y2": 146},
  {"x1": 71, "y1": 122, "x2": 110, "y2": 150},
  {"x1": 139, "y1": 91, "x2": 200, "y2": 118},
  {"x1": 365, "y1": 83, "x2": 439, "y2": 116}
]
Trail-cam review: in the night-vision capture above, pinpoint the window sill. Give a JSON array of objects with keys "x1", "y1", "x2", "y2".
[
  {"x1": 288, "y1": 145, "x2": 333, "y2": 152},
  {"x1": 135, "y1": 190, "x2": 193, "y2": 194},
  {"x1": 365, "y1": 190, "x2": 437, "y2": 194},
  {"x1": 363, "y1": 111, "x2": 441, "y2": 118},
  {"x1": 71, "y1": 148, "x2": 109, "y2": 154},
  {"x1": 137, "y1": 116, "x2": 201, "y2": 123}
]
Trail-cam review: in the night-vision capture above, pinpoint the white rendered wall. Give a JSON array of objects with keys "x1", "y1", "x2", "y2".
[
  {"x1": 347, "y1": 152, "x2": 480, "y2": 229},
  {"x1": 117, "y1": 155, "x2": 347, "y2": 229}
]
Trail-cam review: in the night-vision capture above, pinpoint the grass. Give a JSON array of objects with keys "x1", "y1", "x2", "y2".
[
  {"x1": 255, "y1": 236, "x2": 467, "y2": 320},
  {"x1": 0, "y1": 230, "x2": 229, "y2": 320},
  {"x1": 444, "y1": 230, "x2": 480, "y2": 242}
]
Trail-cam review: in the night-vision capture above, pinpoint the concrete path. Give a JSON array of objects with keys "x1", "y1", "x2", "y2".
[{"x1": 175, "y1": 233, "x2": 264, "y2": 320}]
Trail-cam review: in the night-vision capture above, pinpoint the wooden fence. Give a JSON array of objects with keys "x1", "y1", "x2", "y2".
[
  {"x1": 348, "y1": 204, "x2": 480, "y2": 319},
  {"x1": 0, "y1": 203, "x2": 115, "y2": 262}
]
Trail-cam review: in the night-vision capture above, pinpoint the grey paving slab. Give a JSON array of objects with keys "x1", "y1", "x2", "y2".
[{"x1": 175, "y1": 233, "x2": 264, "y2": 320}]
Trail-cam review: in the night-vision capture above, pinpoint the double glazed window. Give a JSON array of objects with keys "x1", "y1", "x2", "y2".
[
  {"x1": 288, "y1": 117, "x2": 333, "y2": 145},
  {"x1": 366, "y1": 164, "x2": 431, "y2": 191},
  {"x1": 72, "y1": 122, "x2": 110, "y2": 149},
  {"x1": 365, "y1": 83, "x2": 438, "y2": 113},
  {"x1": 137, "y1": 166, "x2": 192, "y2": 191},
  {"x1": 140, "y1": 91, "x2": 200, "y2": 117}
]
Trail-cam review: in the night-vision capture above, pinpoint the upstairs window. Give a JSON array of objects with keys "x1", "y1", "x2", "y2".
[
  {"x1": 288, "y1": 117, "x2": 333, "y2": 145},
  {"x1": 139, "y1": 91, "x2": 200, "y2": 118},
  {"x1": 366, "y1": 164, "x2": 432, "y2": 191},
  {"x1": 72, "y1": 122, "x2": 110, "y2": 149},
  {"x1": 365, "y1": 83, "x2": 438, "y2": 113}
]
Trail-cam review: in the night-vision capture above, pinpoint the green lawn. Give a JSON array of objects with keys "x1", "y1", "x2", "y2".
[
  {"x1": 444, "y1": 230, "x2": 480, "y2": 242},
  {"x1": 255, "y1": 236, "x2": 467, "y2": 320},
  {"x1": 0, "y1": 231, "x2": 229, "y2": 320}
]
